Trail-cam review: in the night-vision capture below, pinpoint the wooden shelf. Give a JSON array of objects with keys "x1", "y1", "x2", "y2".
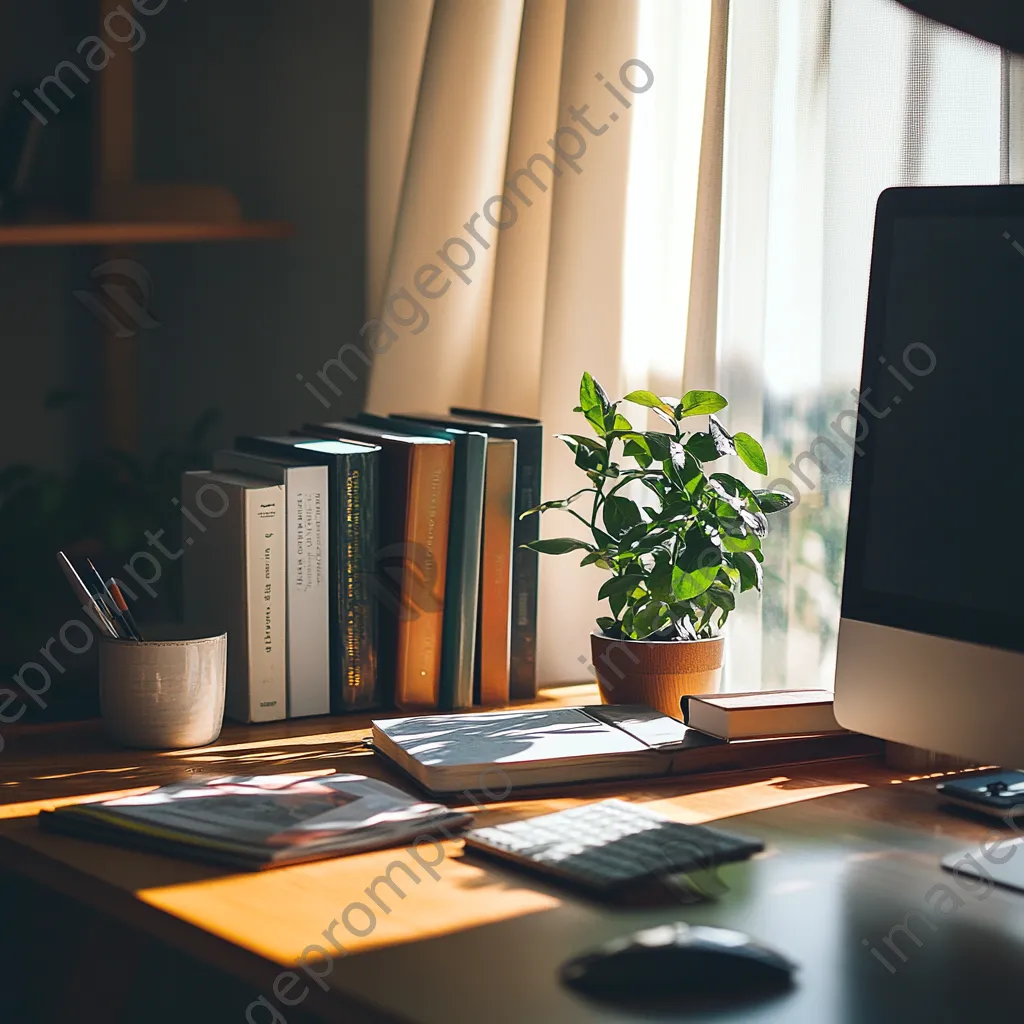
[{"x1": 0, "y1": 220, "x2": 294, "y2": 247}]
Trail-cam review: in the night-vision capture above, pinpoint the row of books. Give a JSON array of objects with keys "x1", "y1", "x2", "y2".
[{"x1": 182, "y1": 410, "x2": 542, "y2": 723}]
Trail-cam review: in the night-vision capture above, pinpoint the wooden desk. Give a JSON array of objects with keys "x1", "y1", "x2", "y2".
[{"x1": 1, "y1": 687, "x2": 1019, "y2": 1023}]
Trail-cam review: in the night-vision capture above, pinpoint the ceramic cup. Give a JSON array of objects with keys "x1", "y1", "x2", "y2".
[{"x1": 98, "y1": 631, "x2": 227, "y2": 749}]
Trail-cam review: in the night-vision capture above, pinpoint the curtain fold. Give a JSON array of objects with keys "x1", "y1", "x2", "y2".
[{"x1": 365, "y1": 0, "x2": 525, "y2": 415}]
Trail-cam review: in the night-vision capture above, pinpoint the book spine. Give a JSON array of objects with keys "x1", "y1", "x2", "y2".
[
  {"x1": 438, "y1": 436, "x2": 484, "y2": 710},
  {"x1": 286, "y1": 466, "x2": 331, "y2": 717},
  {"x1": 395, "y1": 445, "x2": 452, "y2": 709},
  {"x1": 244, "y1": 486, "x2": 287, "y2": 722},
  {"x1": 477, "y1": 439, "x2": 515, "y2": 706},
  {"x1": 508, "y1": 428, "x2": 541, "y2": 699},
  {"x1": 333, "y1": 450, "x2": 379, "y2": 711}
]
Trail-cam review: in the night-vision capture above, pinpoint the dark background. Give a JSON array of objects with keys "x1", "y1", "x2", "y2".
[{"x1": 0, "y1": 0, "x2": 371, "y2": 699}]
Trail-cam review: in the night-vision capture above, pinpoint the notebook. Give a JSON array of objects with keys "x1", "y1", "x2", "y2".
[
  {"x1": 38, "y1": 773, "x2": 472, "y2": 870},
  {"x1": 372, "y1": 706, "x2": 721, "y2": 793},
  {"x1": 371, "y1": 704, "x2": 879, "y2": 795}
]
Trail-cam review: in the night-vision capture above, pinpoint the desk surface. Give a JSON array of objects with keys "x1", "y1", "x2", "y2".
[{"x1": 1, "y1": 687, "x2": 1020, "y2": 1023}]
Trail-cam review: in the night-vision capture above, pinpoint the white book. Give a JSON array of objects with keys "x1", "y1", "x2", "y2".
[
  {"x1": 213, "y1": 451, "x2": 331, "y2": 717},
  {"x1": 182, "y1": 471, "x2": 286, "y2": 723}
]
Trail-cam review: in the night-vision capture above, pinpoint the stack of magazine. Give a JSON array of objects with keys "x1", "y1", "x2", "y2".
[{"x1": 38, "y1": 773, "x2": 472, "y2": 870}]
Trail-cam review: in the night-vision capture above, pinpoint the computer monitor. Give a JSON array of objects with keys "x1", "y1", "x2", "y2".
[{"x1": 834, "y1": 185, "x2": 1024, "y2": 766}]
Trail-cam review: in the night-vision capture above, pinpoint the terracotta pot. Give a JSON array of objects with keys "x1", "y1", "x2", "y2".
[{"x1": 590, "y1": 632, "x2": 724, "y2": 720}]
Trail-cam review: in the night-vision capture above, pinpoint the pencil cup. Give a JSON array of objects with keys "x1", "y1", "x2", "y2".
[{"x1": 98, "y1": 632, "x2": 227, "y2": 749}]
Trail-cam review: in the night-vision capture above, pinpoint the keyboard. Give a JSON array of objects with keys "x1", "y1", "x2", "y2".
[{"x1": 463, "y1": 799, "x2": 764, "y2": 902}]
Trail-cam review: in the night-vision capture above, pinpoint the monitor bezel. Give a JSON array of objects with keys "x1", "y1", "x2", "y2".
[{"x1": 841, "y1": 184, "x2": 1024, "y2": 654}]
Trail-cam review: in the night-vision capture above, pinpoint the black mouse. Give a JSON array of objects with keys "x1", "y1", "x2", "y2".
[{"x1": 561, "y1": 922, "x2": 796, "y2": 1002}]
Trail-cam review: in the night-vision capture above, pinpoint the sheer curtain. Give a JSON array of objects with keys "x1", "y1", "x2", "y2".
[
  {"x1": 365, "y1": 0, "x2": 1013, "y2": 687},
  {"x1": 714, "y1": 0, "x2": 1008, "y2": 691}
]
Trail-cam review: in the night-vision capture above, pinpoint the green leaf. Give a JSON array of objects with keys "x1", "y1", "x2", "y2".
[
  {"x1": 619, "y1": 520, "x2": 652, "y2": 547},
  {"x1": 708, "y1": 477, "x2": 744, "y2": 511},
  {"x1": 524, "y1": 538, "x2": 595, "y2": 555},
  {"x1": 623, "y1": 438, "x2": 652, "y2": 468},
  {"x1": 595, "y1": 616, "x2": 619, "y2": 636},
  {"x1": 667, "y1": 442, "x2": 702, "y2": 493},
  {"x1": 708, "y1": 415, "x2": 736, "y2": 457},
  {"x1": 684, "y1": 432, "x2": 722, "y2": 464},
  {"x1": 556, "y1": 433, "x2": 605, "y2": 453},
  {"x1": 579, "y1": 372, "x2": 608, "y2": 435},
  {"x1": 593, "y1": 378, "x2": 613, "y2": 411},
  {"x1": 611, "y1": 413, "x2": 632, "y2": 431},
  {"x1": 678, "y1": 390, "x2": 728, "y2": 417},
  {"x1": 674, "y1": 567, "x2": 718, "y2": 600},
  {"x1": 632, "y1": 600, "x2": 670, "y2": 639},
  {"x1": 648, "y1": 552, "x2": 673, "y2": 601},
  {"x1": 739, "y1": 508, "x2": 768, "y2": 538},
  {"x1": 728, "y1": 550, "x2": 763, "y2": 592},
  {"x1": 733, "y1": 432, "x2": 768, "y2": 475},
  {"x1": 598, "y1": 573, "x2": 646, "y2": 600},
  {"x1": 623, "y1": 390, "x2": 675, "y2": 417},
  {"x1": 721, "y1": 531, "x2": 760, "y2": 553},
  {"x1": 707, "y1": 583, "x2": 736, "y2": 612},
  {"x1": 643, "y1": 431, "x2": 673, "y2": 461},
  {"x1": 650, "y1": 406, "x2": 678, "y2": 432},
  {"x1": 754, "y1": 489, "x2": 795, "y2": 514},
  {"x1": 602, "y1": 495, "x2": 642, "y2": 537},
  {"x1": 580, "y1": 551, "x2": 614, "y2": 569}
]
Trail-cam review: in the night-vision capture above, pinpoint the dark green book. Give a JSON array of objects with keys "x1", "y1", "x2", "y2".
[
  {"x1": 357, "y1": 414, "x2": 485, "y2": 710},
  {"x1": 235, "y1": 435, "x2": 381, "y2": 712},
  {"x1": 424, "y1": 410, "x2": 543, "y2": 699}
]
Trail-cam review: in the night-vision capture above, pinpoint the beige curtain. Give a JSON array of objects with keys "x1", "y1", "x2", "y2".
[{"x1": 366, "y1": 0, "x2": 728, "y2": 683}]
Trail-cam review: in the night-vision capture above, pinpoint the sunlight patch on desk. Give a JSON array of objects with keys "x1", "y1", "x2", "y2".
[
  {"x1": 136, "y1": 841, "x2": 561, "y2": 964},
  {"x1": 157, "y1": 733, "x2": 373, "y2": 757},
  {"x1": 643, "y1": 776, "x2": 869, "y2": 824},
  {"x1": 33, "y1": 766, "x2": 144, "y2": 781},
  {"x1": 0, "y1": 786, "x2": 157, "y2": 819}
]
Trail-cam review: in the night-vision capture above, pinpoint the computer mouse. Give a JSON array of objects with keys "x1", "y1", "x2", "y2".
[{"x1": 561, "y1": 921, "x2": 796, "y2": 1003}]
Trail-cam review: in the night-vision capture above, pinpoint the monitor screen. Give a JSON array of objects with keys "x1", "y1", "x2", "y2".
[{"x1": 842, "y1": 193, "x2": 1024, "y2": 653}]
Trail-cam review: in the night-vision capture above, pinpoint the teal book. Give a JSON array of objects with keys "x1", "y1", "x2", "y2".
[{"x1": 356, "y1": 413, "x2": 484, "y2": 710}]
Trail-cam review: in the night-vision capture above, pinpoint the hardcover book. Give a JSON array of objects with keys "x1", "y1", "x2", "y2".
[
  {"x1": 235, "y1": 436, "x2": 381, "y2": 712},
  {"x1": 182, "y1": 470, "x2": 286, "y2": 723},
  {"x1": 304, "y1": 421, "x2": 454, "y2": 710},
  {"x1": 358, "y1": 414, "x2": 485, "y2": 710},
  {"x1": 213, "y1": 451, "x2": 331, "y2": 718},
  {"x1": 475, "y1": 436, "x2": 516, "y2": 705},
  {"x1": 449, "y1": 410, "x2": 543, "y2": 699},
  {"x1": 680, "y1": 690, "x2": 844, "y2": 740}
]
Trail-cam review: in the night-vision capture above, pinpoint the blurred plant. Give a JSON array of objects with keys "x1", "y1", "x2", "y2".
[{"x1": 0, "y1": 396, "x2": 219, "y2": 662}]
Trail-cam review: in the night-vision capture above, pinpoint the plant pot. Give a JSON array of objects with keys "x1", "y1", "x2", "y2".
[{"x1": 590, "y1": 632, "x2": 724, "y2": 720}]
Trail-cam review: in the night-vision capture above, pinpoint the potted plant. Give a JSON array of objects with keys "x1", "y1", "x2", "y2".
[{"x1": 523, "y1": 373, "x2": 793, "y2": 718}]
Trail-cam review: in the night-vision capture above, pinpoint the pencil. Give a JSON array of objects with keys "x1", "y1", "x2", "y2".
[
  {"x1": 57, "y1": 551, "x2": 119, "y2": 639},
  {"x1": 108, "y1": 579, "x2": 145, "y2": 641}
]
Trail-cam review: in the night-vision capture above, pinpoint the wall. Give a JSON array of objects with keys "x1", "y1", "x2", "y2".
[
  {"x1": 0, "y1": 0, "x2": 370, "y2": 471},
  {"x1": 136, "y1": 0, "x2": 370, "y2": 455}
]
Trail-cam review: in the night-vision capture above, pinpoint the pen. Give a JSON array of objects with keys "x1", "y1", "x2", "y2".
[
  {"x1": 57, "y1": 551, "x2": 119, "y2": 639},
  {"x1": 84, "y1": 558, "x2": 119, "y2": 620},
  {"x1": 108, "y1": 579, "x2": 145, "y2": 641}
]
